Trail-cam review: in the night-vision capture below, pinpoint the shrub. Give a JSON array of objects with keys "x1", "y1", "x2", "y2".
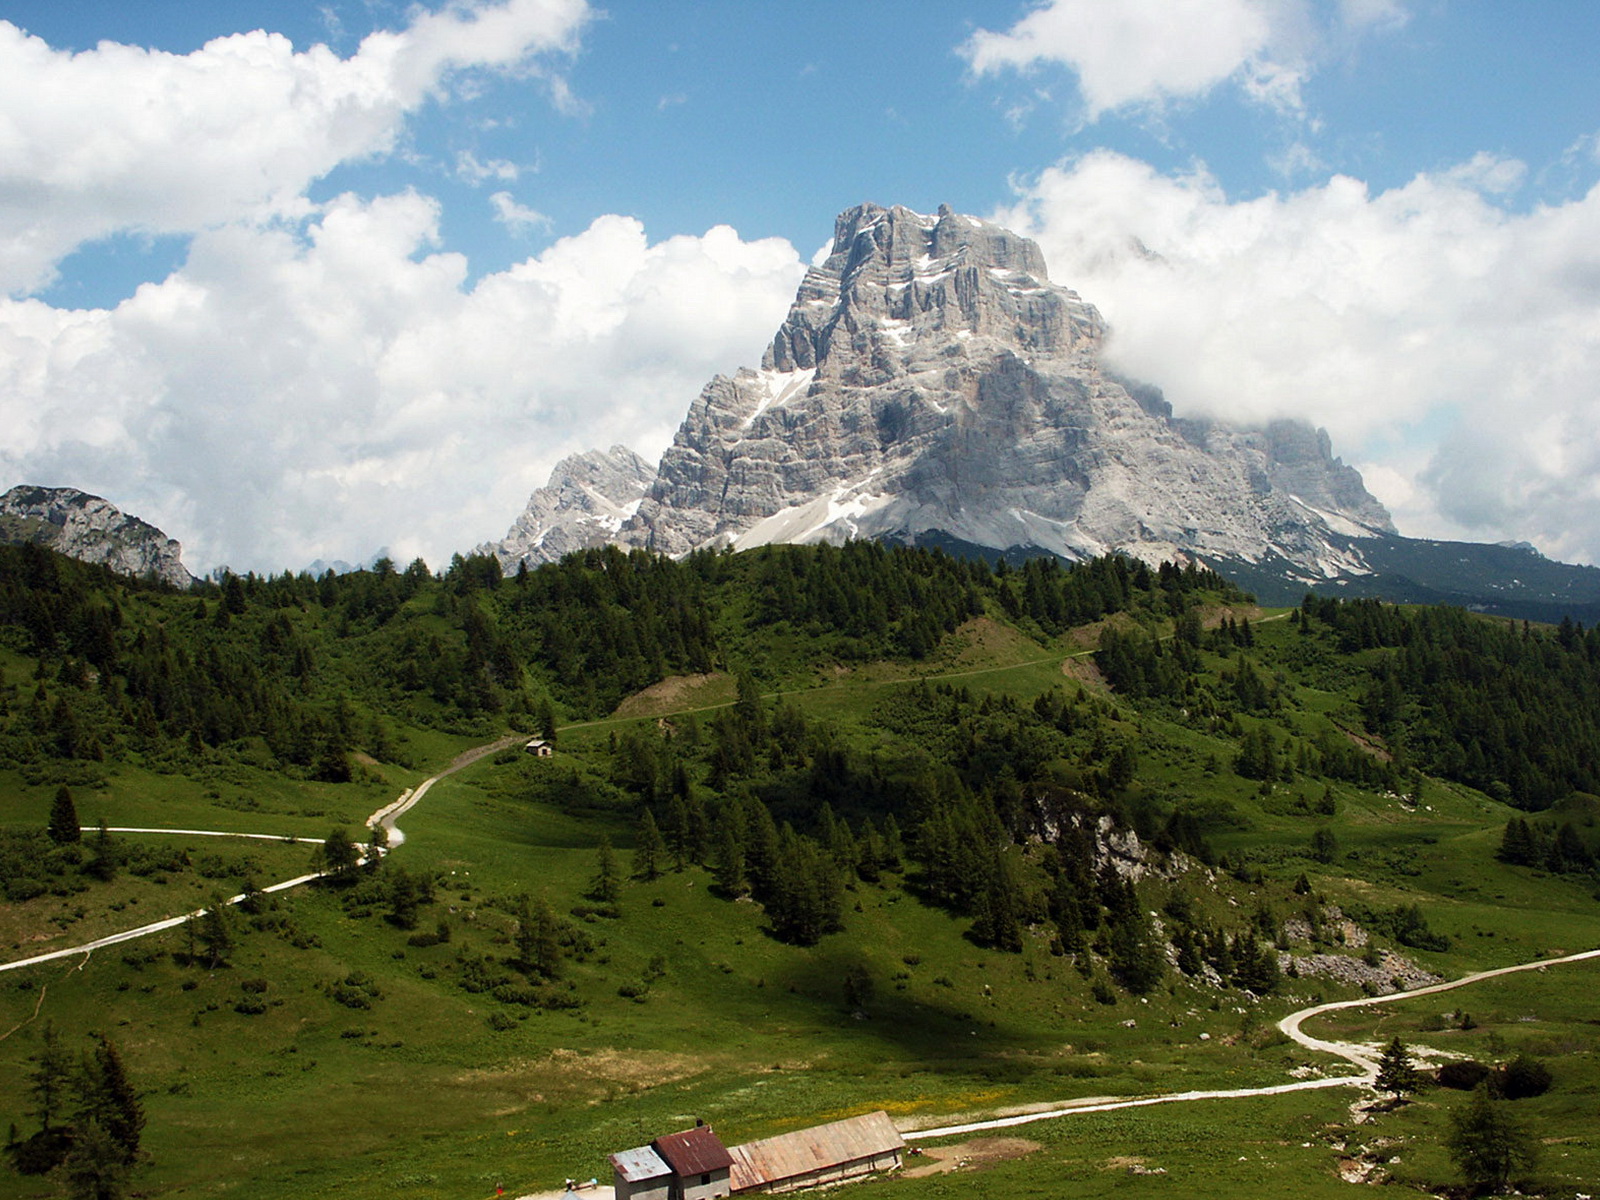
[
  {"x1": 1437, "y1": 1059, "x2": 1492, "y2": 1090},
  {"x1": 1498, "y1": 1055, "x2": 1553, "y2": 1099}
]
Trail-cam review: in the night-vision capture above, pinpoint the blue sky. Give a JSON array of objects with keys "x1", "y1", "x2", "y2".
[{"x1": 3, "y1": 0, "x2": 1600, "y2": 573}]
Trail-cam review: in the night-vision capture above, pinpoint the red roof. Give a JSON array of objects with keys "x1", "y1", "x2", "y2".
[{"x1": 653, "y1": 1127, "x2": 733, "y2": 1177}]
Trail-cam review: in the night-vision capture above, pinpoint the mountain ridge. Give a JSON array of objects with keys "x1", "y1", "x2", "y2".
[{"x1": 0, "y1": 484, "x2": 194, "y2": 588}]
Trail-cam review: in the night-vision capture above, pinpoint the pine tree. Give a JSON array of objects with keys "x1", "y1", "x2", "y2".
[
  {"x1": 197, "y1": 895, "x2": 235, "y2": 968},
  {"x1": 75, "y1": 1034, "x2": 144, "y2": 1166},
  {"x1": 1445, "y1": 1084, "x2": 1538, "y2": 1189},
  {"x1": 514, "y1": 895, "x2": 563, "y2": 980},
  {"x1": 47, "y1": 786, "x2": 80, "y2": 845},
  {"x1": 634, "y1": 809, "x2": 666, "y2": 881},
  {"x1": 26, "y1": 1020, "x2": 70, "y2": 1132},
  {"x1": 1108, "y1": 903, "x2": 1165, "y2": 994},
  {"x1": 61, "y1": 1118, "x2": 128, "y2": 1200},
  {"x1": 320, "y1": 827, "x2": 359, "y2": 876},
  {"x1": 86, "y1": 821, "x2": 117, "y2": 882},
  {"x1": 1375, "y1": 1036, "x2": 1417, "y2": 1097},
  {"x1": 713, "y1": 824, "x2": 748, "y2": 897},
  {"x1": 589, "y1": 837, "x2": 621, "y2": 904}
]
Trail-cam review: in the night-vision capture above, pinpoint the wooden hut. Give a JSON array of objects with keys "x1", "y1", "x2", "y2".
[{"x1": 726, "y1": 1111, "x2": 905, "y2": 1194}]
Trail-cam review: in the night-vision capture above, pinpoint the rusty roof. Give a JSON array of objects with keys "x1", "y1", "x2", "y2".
[
  {"x1": 653, "y1": 1126, "x2": 733, "y2": 1177},
  {"x1": 611, "y1": 1145, "x2": 670, "y2": 1184},
  {"x1": 727, "y1": 1111, "x2": 904, "y2": 1192}
]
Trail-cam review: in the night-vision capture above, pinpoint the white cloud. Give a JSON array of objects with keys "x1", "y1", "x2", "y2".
[
  {"x1": 489, "y1": 191, "x2": 550, "y2": 233},
  {"x1": 457, "y1": 151, "x2": 520, "y2": 183},
  {"x1": 963, "y1": 0, "x2": 1405, "y2": 121},
  {"x1": 996, "y1": 150, "x2": 1600, "y2": 564},
  {"x1": 0, "y1": 198, "x2": 804, "y2": 574},
  {"x1": 0, "y1": 0, "x2": 590, "y2": 295}
]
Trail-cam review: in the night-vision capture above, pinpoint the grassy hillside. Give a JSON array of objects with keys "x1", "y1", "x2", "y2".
[{"x1": 0, "y1": 543, "x2": 1596, "y2": 1198}]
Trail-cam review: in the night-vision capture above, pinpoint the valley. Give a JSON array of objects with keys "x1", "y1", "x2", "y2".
[{"x1": 1, "y1": 542, "x2": 1597, "y2": 1197}]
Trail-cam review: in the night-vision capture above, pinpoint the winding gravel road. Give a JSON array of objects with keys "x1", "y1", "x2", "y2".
[
  {"x1": 0, "y1": 734, "x2": 522, "y2": 975},
  {"x1": 903, "y1": 943, "x2": 1600, "y2": 1141}
]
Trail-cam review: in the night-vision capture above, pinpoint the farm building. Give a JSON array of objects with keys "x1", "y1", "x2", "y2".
[
  {"x1": 726, "y1": 1112, "x2": 905, "y2": 1194},
  {"x1": 612, "y1": 1126, "x2": 733, "y2": 1200},
  {"x1": 613, "y1": 1113, "x2": 904, "y2": 1200},
  {"x1": 525, "y1": 738, "x2": 554, "y2": 757},
  {"x1": 611, "y1": 1145, "x2": 672, "y2": 1200}
]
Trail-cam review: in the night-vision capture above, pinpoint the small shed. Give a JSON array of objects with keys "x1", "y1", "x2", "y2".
[
  {"x1": 653, "y1": 1126, "x2": 734, "y2": 1200},
  {"x1": 727, "y1": 1111, "x2": 905, "y2": 1194},
  {"x1": 525, "y1": 738, "x2": 554, "y2": 757},
  {"x1": 611, "y1": 1145, "x2": 671, "y2": 1200}
]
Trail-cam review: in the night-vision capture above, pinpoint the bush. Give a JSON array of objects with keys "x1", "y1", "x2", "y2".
[
  {"x1": 325, "y1": 971, "x2": 382, "y2": 1009},
  {"x1": 1498, "y1": 1055, "x2": 1553, "y2": 1099},
  {"x1": 1437, "y1": 1059, "x2": 1492, "y2": 1090}
]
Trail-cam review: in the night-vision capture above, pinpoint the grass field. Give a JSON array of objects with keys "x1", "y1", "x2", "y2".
[{"x1": 2, "y1": 614, "x2": 1598, "y2": 1198}]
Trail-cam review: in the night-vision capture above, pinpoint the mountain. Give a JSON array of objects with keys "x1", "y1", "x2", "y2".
[
  {"x1": 483, "y1": 445, "x2": 657, "y2": 570},
  {"x1": 489, "y1": 202, "x2": 1600, "y2": 621},
  {"x1": 0, "y1": 484, "x2": 194, "y2": 588},
  {"x1": 613, "y1": 202, "x2": 1393, "y2": 573}
]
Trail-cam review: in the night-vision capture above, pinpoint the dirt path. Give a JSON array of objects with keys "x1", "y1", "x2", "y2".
[
  {"x1": 0, "y1": 734, "x2": 522, "y2": 975},
  {"x1": 902, "y1": 942, "x2": 1600, "y2": 1141}
]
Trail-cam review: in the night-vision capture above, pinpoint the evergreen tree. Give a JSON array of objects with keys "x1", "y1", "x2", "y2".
[
  {"x1": 536, "y1": 696, "x2": 558, "y2": 742},
  {"x1": 61, "y1": 1118, "x2": 128, "y2": 1200},
  {"x1": 1107, "y1": 903, "x2": 1165, "y2": 994},
  {"x1": 196, "y1": 896, "x2": 235, "y2": 968},
  {"x1": 712, "y1": 824, "x2": 748, "y2": 897},
  {"x1": 1445, "y1": 1084, "x2": 1538, "y2": 1190},
  {"x1": 971, "y1": 850, "x2": 1026, "y2": 952},
  {"x1": 385, "y1": 864, "x2": 424, "y2": 929},
  {"x1": 86, "y1": 821, "x2": 117, "y2": 882},
  {"x1": 47, "y1": 786, "x2": 80, "y2": 845},
  {"x1": 320, "y1": 827, "x2": 359, "y2": 876},
  {"x1": 1375, "y1": 1036, "x2": 1418, "y2": 1097},
  {"x1": 75, "y1": 1035, "x2": 144, "y2": 1166},
  {"x1": 589, "y1": 837, "x2": 621, "y2": 904},
  {"x1": 634, "y1": 809, "x2": 666, "y2": 881},
  {"x1": 26, "y1": 1020, "x2": 70, "y2": 1133},
  {"x1": 514, "y1": 895, "x2": 563, "y2": 980}
]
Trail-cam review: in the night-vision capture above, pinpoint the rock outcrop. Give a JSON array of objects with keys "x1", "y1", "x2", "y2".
[
  {"x1": 0, "y1": 485, "x2": 195, "y2": 587},
  {"x1": 484, "y1": 446, "x2": 656, "y2": 570},
  {"x1": 607, "y1": 202, "x2": 1393, "y2": 575}
]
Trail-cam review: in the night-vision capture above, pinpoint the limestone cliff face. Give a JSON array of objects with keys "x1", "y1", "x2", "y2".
[
  {"x1": 483, "y1": 446, "x2": 656, "y2": 570},
  {"x1": 0, "y1": 485, "x2": 195, "y2": 587},
  {"x1": 614, "y1": 203, "x2": 1392, "y2": 575}
]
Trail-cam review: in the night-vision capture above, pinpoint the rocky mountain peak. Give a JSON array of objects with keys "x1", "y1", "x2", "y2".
[
  {"x1": 488, "y1": 202, "x2": 1396, "y2": 583},
  {"x1": 766, "y1": 202, "x2": 1100, "y2": 384},
  {"x1": 0, "y1": 485, "x2": 195, "y2": 588},
  {"x1": 482, "y1": 445, "x2": 657, "y2": 570}
]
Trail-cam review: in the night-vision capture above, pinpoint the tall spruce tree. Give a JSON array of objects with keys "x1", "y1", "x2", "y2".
[
  {"x1": 75, "y1": 1034, "x2": 144, "y2": 1166},
  {"x1": 1445, "y1": 1084, "x2": 1538, "y2": 1189},
  {"x1": 47, "y1": 786, "x2": 80, "y2": 845},
  {"x1": 634, "y1": 809, "x2": 666, "y2": 881},
  {"x1": 589, "y1": 837, "x2": 621, "y2": 904},
  {"x1": 1375, "y1": 1036, "x2": 1418, "y2": 1098}
]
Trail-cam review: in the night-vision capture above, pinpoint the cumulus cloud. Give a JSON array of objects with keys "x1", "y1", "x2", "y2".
[
  {"x1": 963, "y1": 0, "x2": 1404, "y2": 121},
  {"x1": 995, "y1": 149, "x2": 1600, "y2": 564},
  {"x1": 0, "y1": 0, "x2": 590, "y2": 295},
  {"x1": 0, "y1": 198, "x2": 804, "y2": 574}
]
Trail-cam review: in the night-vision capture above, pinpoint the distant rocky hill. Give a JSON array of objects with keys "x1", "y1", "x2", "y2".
[
  {"x1": 0, "y1": 485, "x2": 194, "y2": 588},
  {"x1": 484, "y1": 202, "x2": 1600, "y2": 621}
]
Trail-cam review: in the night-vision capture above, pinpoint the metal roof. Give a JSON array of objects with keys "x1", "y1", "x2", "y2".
[
  {"x1": 727, "y1": 1111, "x2": 905, "y2": 1192},
  {"x1": 653, "y1": 1127, "x2": 734, "y2": 1177},
  {"x1": 611, "y1": 1145, "x2": 670, "y2": 1183}
]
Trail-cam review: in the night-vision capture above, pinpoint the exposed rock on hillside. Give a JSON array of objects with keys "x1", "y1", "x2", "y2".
[{"x1": 0, "y1": 485, "x2": 194, "y2": 587}]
